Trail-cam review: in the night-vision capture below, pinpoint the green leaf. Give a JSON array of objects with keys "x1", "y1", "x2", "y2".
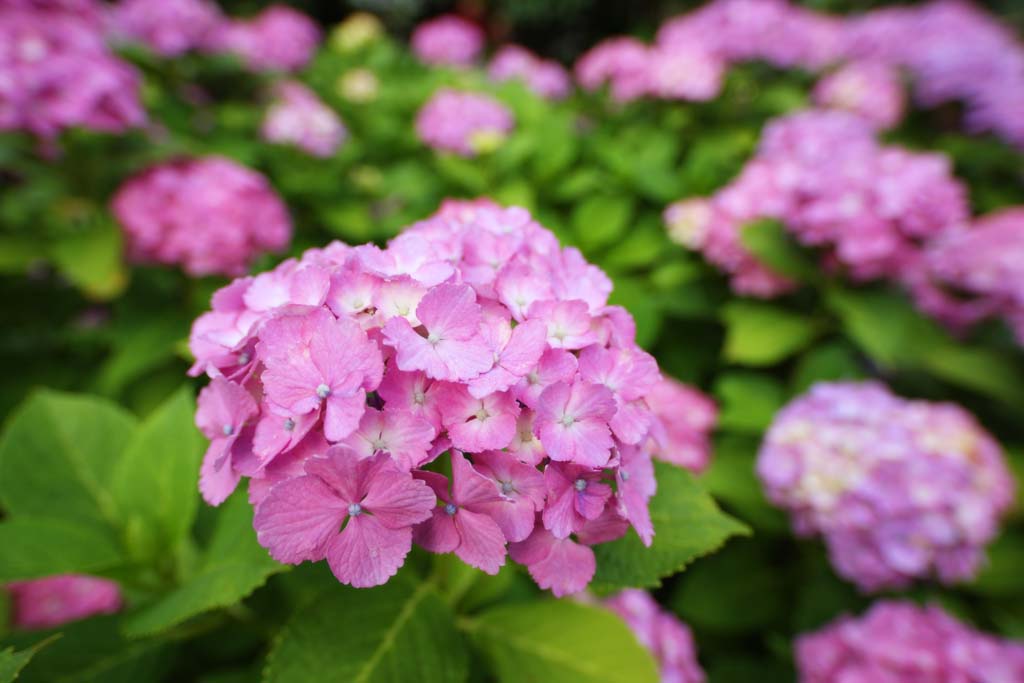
[
  {"x1": 714, "y1": 372, "x2": 786, "y2": 433},
  {"x1": 739, "y1": 219, "x2": 817, "y2": 281},
  {"x1": 262, "y1": 577, "x2": 467, "y2": 683},
  {"x1": 591, "y1": 462, "x2": 749, "y2": 592},
  {"x1": 721, "y1": 301, "x2": 821, "y2": 366},
  {"x1": 919, "y1": 344, "x2": 1024, "y2": 408},
  {"x1": 571, "y1": 195, "x2": 634, "y2": 252},
  {"x1": 95, "y1": 315, "x2": 190, "y2": 397},
  {"x1": 791, "y1": 342, "x2": 865, "y2": 393},
  {"x1": 0, "y1": 390, "x2": 137, "y2": 530},
  {"x1": 111, "y1": 387, "x2": 203, "y2": 561},
  {"x1": 970, "y1": 534, "x2": 1024, "y2": 596},
  {"x1": 700, "y1": 434, "x2": 788, "y2": 533},
  {"x1": 49, "y1": 218, "x2": 127, "y2": 300},
  {"x1": 827, "y1": 287, "x2": 946, "y2": 368},
  {"x1": 467, "y1": 600, "x2": 659, "y2": 683},
  {"x1": 0, "y1": 518, "x2": 123, "y2": 581},
  {"x1": 0, "y1": 636, "x2": 58, "y2": 683},
  {"x1": 123, "y1": 492, "x2": 286, "y2": 637}
]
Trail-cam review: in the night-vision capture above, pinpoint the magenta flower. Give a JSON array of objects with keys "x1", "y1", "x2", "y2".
[
  {"x1": 383, "y1": 283, "x2": 492, "y2": 382},
  {"x1": 535, "y1": 380, "x2": 617, "y2": 467},
  {"x1": 471, "y1": 450, "x2": 546, "y2": 543},
  {"x1": 646, "y1": 377, "x2": 718, "y2": 473},
  {"x1": 259, "y1": 307, "x2": 383, "y2": 442},
  {"x1": 107, "y1": 0, "x2": 224, "y2": 57},
  {"x1": 437, "y1": 384, "x2": 520, "y2": 453},
  {"x1": 410, "y1": 14, "x2": 484, "y2": 67},
  {"x1": 527, "y1": 300, "x2": 597, "y2": 350},
  {"x1": 415, "y1": 89, "x2": 515, "y2": 157},
  {"x1": 376, "y1": 368, "x2": 443, "y2": 430},
  {"x1": 489, "y1": 45, "x2": 571, "y2": 100},
  {"x1": 604, "y1": 590, "x2": 706, "y2": 683},
  {"x1": 813, "y1": 60, "x2": 905, "y2": 129},
  {"x1": 514, "y1": 348, "x2": 578, "y2": 409},
  {"x1": 195, "y1": 377, "x2": 258, "y2": 505},
  {"x1": 414, "y1": 453, "x2": 508, "y2": 574},
  {"x1": 342, "y1": 407, "x2": 436, "y2": 471},
  {"x1": 262, "y1": 81, "x2": 347, "y2": 158},
  {"x1": 6, "y1": 575, "x2": 122, "y2": 630},
  {"x1": 468, "y1": 317, "x2": 548, "y2": 398},
  {"x1": 615, "y1": 444, "x2": 657, "y2": 546},
  {"x1": 209, "y1": 4, "x2": 319, "y2": 72},
  {"x1": 542, "y1": 462, "x2": 613, "y2": 539},
  {"x1": 509, "y1": 526, "x2": 595, "y2": 597},
  {"x1": 254, "y1": 448, "x2": 435, "y2": 587}
]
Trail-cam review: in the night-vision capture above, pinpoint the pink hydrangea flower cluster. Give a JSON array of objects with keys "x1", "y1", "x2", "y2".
[
  {"x1": 188, "y1": 200, "x2": 675, "y2": 595},
  {"x1": 111, "y1": 156, "x2": 292, "y2": 277},
  {"x1": 665, "y1": 109, "x2": 969, "y2": 296},
  {"x1": 909, "y1": 207, "x2": 1024, "y2": 343},
  {"x1": 106, "y1": 0, "x2": 224, "y2": 57},
  {"x1": 261, "y1": 81, "x2": 346, "y2": 158},
  {"x1": 604, "y1": 590, "x2": 706, "y2": 683},
  {"x1": 645, "y1": 377, "x2": 717, "y2": 474},
  {"x1": 488, "y1": 45, "x2": 571, "y2": 100},
  {"x1": 843, "y1": 0, "x2": 1024, "y2": 148},
  {"x1": 812, "y1": 60, "x2": 906, "y2": 130},
  {"x1": 757, "y1": 381, "x2": 1014, "y2": 592},
  {"x1": 0, "y1": 0, "x2": 145, "y2": 138},
  {"x1": 410, "y1": 14, "x2": 484, "y2": 67},
  {"x1": 797, "y1": 601, "x2": 1024, "y2": 683},
  {"x1": 209, "y1": 4, "x2": 320, "y2": 72},
  {"x1": 415, "y1": 89, "x2": 515, "y2": 157},
  {"x1": 5, "y1": 574, "x2": 121, "y2": 630}
]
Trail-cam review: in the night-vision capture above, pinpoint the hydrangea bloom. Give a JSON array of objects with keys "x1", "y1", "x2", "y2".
[
  {"x1": 812, "y1": 60, "x2": 905, "y2": 129},
  {"x1": 604, "y1": 590, "x2": 705, "y2": 683},
  {"x1": 757, "y1": 381, "x2": 1014, "y2": 592},
  {"x1": 666, "y1": 109, "x2": 969, "y2": 296},
  {"x1": 489, "y1": 45, "x2": 571, "y2": 100},
  {"x1": 106, "y1": 0, "x2": 224, "y2": 56},
  {"x1": 646, "y1": 378, "x2": 717, "y2": 474},
  {"x1": 797, "y1": 601, "x2": 1024, "y2": 683},
  {"x1": 410, "y1": 14, "x2": 484, "y2": 67},
  {"x1": 189, "y1": 200, "x2": 673, "y2": 593},
  {"x1": 262, "y1": 81, "x2": 346, "y2": 158},
  {"x1": 111, "y1": 156, "x2": 292, "y2": 277},
  {"x1": 210, "y1": 4, "x2": 319, "y2": 72},
  {"x1": 415, "y1": 89, "x2": 514, "y2": 157},
  {"x1": 909, "y1": 208, "x2": 1024, "y2": 343},
  {"x1": 0, "y1": 1, "x2": 145, "y2": 138},
  {"x1": 6, "y1": 575, "x2": 122, "y2": 629}
]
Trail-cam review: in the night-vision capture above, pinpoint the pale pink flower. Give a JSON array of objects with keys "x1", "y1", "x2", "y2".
[
  {"x1": 415, "y1": 89, "x2": 515, "y2": 157},
  {"x1": 410, "y1": 14, "x2": 483, "y2": 67},
  {"x1": 6, "y1": 575, "x2": 121, "y2": 630},
  {"x1": 437, "y1": 384, "x2": 520, "y2": 453},
  {"x1": 646, "y1": 378, "x2": 717, "y2": 473},
  {"x1": 342, "y1": 407, "x2": 436, "y2": 471},
  {"x1": 535, "y1": 380, "x2": 617, "y2": 467},
  {"x1": 262, "y1": 81, "x2": 346, "y2": 158},
  {"x1": 509, "y1": 526, "x2": 596, "y2": 597},
  {"x1": 468, "y1": 317, "x2": 547, "y2": 398},
  {"x1": 107, "y1": 0, "x2": 224, "y2": 56},
  {"x1": 195, "y1": 377, "x2": 258, "y2": 505},
  {"x1": 542, "y1": 461, "x2": 613, "y2": 539},
  {"x1": 210, "y1": 4, "x2": 319, "y2": 72},
  {"x1": 489, "y1": 45, "x2": 571, "y2": 99},
  {"x1": 472, "y1": 450, "x2": 546, "y2": 543}
]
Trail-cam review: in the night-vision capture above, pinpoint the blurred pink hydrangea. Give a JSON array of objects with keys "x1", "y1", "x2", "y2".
[
  {"x1": 909, "y1": 207, "x2": 1024, "y2": 342},
  {"x1": 106, "y1": 0, "x2": 224, "y2": 56},
  {"x1": 604, "y1": 590, "x2": 706, "y2": 683},
  {"x1": 415, "y1": 89, "x2": 514, "y2": 157},
  {"x1": 262, "y1": 81, "x2": 346, "y2": 158},
  {"x1": 112, "y1": 156, "x2": 292, "y2": 277},
  {"x1": 0, "y1": 0, "x2": 145, "y2": 138},
  {"x1": 6, "y1": 575, "x2": 121, "y2": 630},
  {"x1": 489, "y1": 45, "x2": 571, "y2": 100},
  {"x1": 797, "y1": 601, "x2": 1024, "y2": 683},
  {"x1": 210, "y1": 4, "x2": 319, "y2": 72},
  {"x1": 757, "y1": 381, "x2": 1014, "y2": 592},
  {"x1": 645, "y1": 377, "x2": 717, "y2": 474},
  {"x1": 410, "y1": 14, "x2": 484, "y2": 67},
  {"x1": 188, "y1": 200, "x2": 675, "y2": 595},
  {"x1": 813, "y1": 60, "x2": 905, "y2": 129}
]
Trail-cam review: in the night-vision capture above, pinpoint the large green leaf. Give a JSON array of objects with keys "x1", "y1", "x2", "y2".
[
  {"x1": 714, "y1": 372, "x2": 786, "y2": 433},
  {"x1": 0, "y1": 390, "x2": 137, "y2": 531},
  {"x1": 49, "y1": 218, "x2": 127, "y2": 301},
  {"x1": 591, "y1": 462, "x2": 749, "y2": 592},
  {"x1": 123, "y1": 492, "x2": 286, "y2": 638},
  {"x1": 0, "y1": 518, "x2": 123, "y2": 582},
  {"x1": 722, "y1": 301, "x2": 822, "y2": 366},
  {"x1": 466, "y1": 600, "x2": 659, "y2": 683},
  {"x1": 571, "y1": 194, "x2": 634, "y2": 252},
  {"x1": 111, "y1": 387, "x2": 203, "y2": 561},
  {"x1": 0, "y1": 636, "x2": 58, "y2": 683},
  {"x1": 262, "y1": 577, "x2": 466, "y2": 683}
]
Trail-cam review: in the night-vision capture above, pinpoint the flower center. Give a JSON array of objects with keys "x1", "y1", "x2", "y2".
[
  {"x1": 237, "y1": 351, "x2": 251, "y2": 365},
  {"x1": 348, "y1": 503, "x2": 363, "y2": 517},
  {"x1": 559, "y1": 414, "x2": 576, "y2": 427},
  {"x1": 413, "y1": 390, "x2": 426, "y2": 405},
  {"x1": 574, "y1": 478, "x2": 588, "y2": 492},
  {"x1": 222, "y1": 424, "x2": 234, "y2": 436},
  {"x1": 427, "y1": 332, "x2": 441, "y2": 346},
  {"x1": 284, "y1": 418, "x2": 296, "y2": 431},
  {"x1": 444, "y1": 503, "x2": 458, "y2": 516},
  {"x1": 620, "y1": 470, "x2": 630, "y2": 482},
  {"x1": 316, "y1": 383, "x2": 332, "y2": 399},
  {"x1": 500, "y1": 480, "x2": 516, "y2": 495}
]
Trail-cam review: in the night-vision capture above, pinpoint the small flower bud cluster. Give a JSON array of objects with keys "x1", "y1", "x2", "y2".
[
  {"x1": 189, "y1": 200, "x2": 678, "y2": 595},
  {"x1": 797, "y1": 601, "x2": 1024, "y2": 683},
  {"x1": 410, "y1": 14, "x2": 484, "y2": 67},
  {"x1": 208, "y1": 4, "x2": 320, "y2": 73},
  {"x1": 415, "y1": 89, "x2": 515, "y2": 157},
  {"x1": 112, "y1": 156, "x2": 292, "y2": 277},
  {"x1": 261, "y1": 81, "x2": 346, "y2": 158},
  {"x1": 908, "y1": 208, "x2": 1024, "y2": 344},
  {"x1": 488, "y1": 45, "x2": 571, "y2": 100},
  {"x1": 0, "y1": 0, "x2": 145, "y2": 138},
  {"x1": 664, "y1": 109, "x2": 969, "y2": 296},
  {"x1": 604, "y1": 590, "x2": 706, "y2": 683},
  {"x1": 812, "y1": 60, "x2": 905, "y2": 130},
  {"x1": 757, "y1": 381, "x2": 1013, "y2": 592},
  {"x1": 5, "y1": 574, "x2": 122, "y2": 630},
  {"x1": 106, "y1": 0, "x2": 224, "y2": 57}
]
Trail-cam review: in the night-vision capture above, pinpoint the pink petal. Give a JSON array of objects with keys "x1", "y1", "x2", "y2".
[
  {"x1": 253, "y1": 475, "x2": 347, "y2": 564},
  {"x1": 326, "y1": 515, "x2": 413, "y2": 587},
  {"x1": 417, "y1": 283, "x2": 481, "y2": 340},
  {"x1": 454, "y1": 508, "x2": 507, "y2": 574},
  {"x1": 324, "y1": 390, "x2": 367, "y2": 442},
  {"x1": 413, "y1": 507, "x2": 460, "y2": 553},
  {"x1": 451, "y1": 452, "x2": 504, "y2": 508},
  {"x1": 199, "y1": 440, "x2": 241, "y2": 506},
  {"x1": 609, "y1": 398, "x2": 654, "y2": 445},
  {"x1": 499, "y1": 319, "x2": 548, "y2": 375},
  {"x1": 541, "y1": 474, "x2": 578, "y2": 539},
  {"x1": 510, "y1": 527, "x2": 595, "y2": 597},
  {"x1": 362, "y1": 465, "x2": 437, "y2": 529},
  {"x1": 195, "y1": 378, "x2": 257, "y2": 441},
  {"x1": 476, "y1": 497, "x2": 537, "y2": 543}
]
